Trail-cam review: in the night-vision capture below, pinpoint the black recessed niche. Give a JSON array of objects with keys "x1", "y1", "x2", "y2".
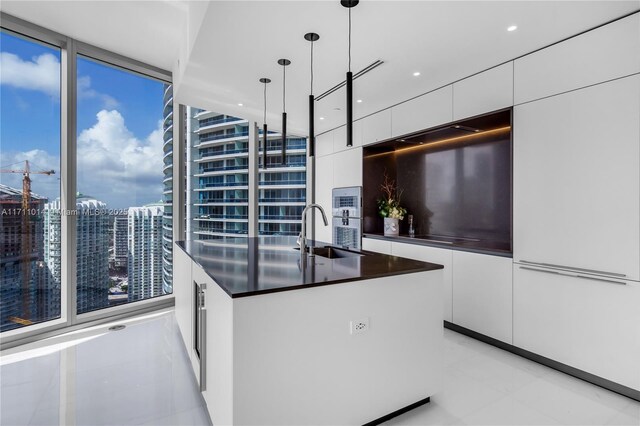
[{"x1": 362, "y1": 109, "x2": 512, "y2": 253}]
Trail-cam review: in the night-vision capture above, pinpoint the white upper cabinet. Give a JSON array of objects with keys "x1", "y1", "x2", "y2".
[
  {"x1": 391, "y1": 85, "x2": 453, "y2": 138},
  {"x1": 514, "y1": 75, "x2": 640, "y2": 281},
  {"x1": 361, "y1": 109, "x2": 392, "y2": 145},
  {"x1": 514, "y1": 13, "x2": 640, "y2": 104},
  {"x1": 334, "y1": 121, "x2": 362, "y2": 153},
  {"x1": 315, "y1": 130, "x2": 334, "y2": 158},
  {"x1": 452, "y1": 251, "x2": 513, "y2": 344},
  {"x1": 453, "y1": 62, "x2": 513, "y2": 120},
  {"x1": 333, "y1": 147, "x2": 363, "y2": 188}
]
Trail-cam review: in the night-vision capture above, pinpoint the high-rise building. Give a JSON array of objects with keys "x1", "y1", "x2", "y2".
[
  {"x1": 186, "y1": 108, "x2": 306, "y2": 239},
  {"x1": 0, "y1": 184, "x2": 51, "y2": 332},
  {"x1": 127, "y1": 203, "x2": 164, "y2": 302},
  {"x1": 44, "y1": 194, "x2": 110, "y2": 314},
  {"x1": 112, "y1": 214, "x2": 128, "y2": 269},
  {"x1": 162, "y1": 83, "x2": 173, "y2": 294}
]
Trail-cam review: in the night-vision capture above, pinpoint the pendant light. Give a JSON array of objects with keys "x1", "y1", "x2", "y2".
[
  {"x1": 304, "y1": 32, "x2": 320, "y2": 157},
  {"x1": 259, "y1": 77, "x2": 271, "y2": 169},
  {"x1": 277, "y1": 58, "x2": 291, "y2": 166},
  {"x1": 342, "y1": 0, "x2": 358, "y2": 147}
]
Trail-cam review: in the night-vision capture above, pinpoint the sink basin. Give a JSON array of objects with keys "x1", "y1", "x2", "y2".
[{"x1": 310, "y1": 246, "x2": 364, "y2": 259}]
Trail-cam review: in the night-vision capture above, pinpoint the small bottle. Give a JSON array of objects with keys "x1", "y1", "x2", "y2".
[{"x1": 408, "y1": 214, "x2": 415, "y2": 237}]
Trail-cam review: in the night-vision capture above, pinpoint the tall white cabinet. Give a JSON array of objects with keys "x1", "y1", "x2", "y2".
[{"x1": 513, "y1": 75, "x2": 640, "y2": 281}]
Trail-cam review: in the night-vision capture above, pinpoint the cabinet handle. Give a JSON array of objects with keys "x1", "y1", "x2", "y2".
[
  {"x1": 519, "y1": 260, "x2": 626, "y2": 278},
  {"x1": 575, "y1": 275, "x2": 626, "y2": 286},
  {"x1": 519, "y1": 266, "x2": 627, "y2": 286}
]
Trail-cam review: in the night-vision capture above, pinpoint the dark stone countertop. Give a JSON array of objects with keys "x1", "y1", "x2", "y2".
[
  {"x1": 176, "y1": 236, "x2": 443, "y2": 298},
  {"x1": 363, "y1": 233, "x2": 513, "y2": 258}
]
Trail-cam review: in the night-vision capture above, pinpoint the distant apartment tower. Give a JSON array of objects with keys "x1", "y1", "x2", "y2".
[
  {"x1": 162, "y1": 83, "x2": 173, "y2": 294},
  {"x1": 0, "y1": 184, "x2": 51, "y2": 332},
  {"x1": 44, "y1": 194, "x2": 110, "y2": 314},
  {"x1": 186, "y1": 108, "x2": 306, "y2": 239},
  {"x1": 127, "y1": 203, "x2": 164, "y2": 302},
  {"x1": 112, "y1": 214, "x2": 128, "y2": 269}
]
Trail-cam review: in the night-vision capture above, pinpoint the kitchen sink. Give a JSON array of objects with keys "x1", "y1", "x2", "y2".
[{"x1": 310, "y1": 246, "x2": 364, "y2": 259}]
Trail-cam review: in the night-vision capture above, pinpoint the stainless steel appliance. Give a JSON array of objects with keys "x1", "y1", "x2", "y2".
[{"x1": 332, "y1": 186, "x2": 362, "y2": 250}]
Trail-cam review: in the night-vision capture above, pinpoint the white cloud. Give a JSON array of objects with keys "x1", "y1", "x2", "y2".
[
  {"x1": 76, "y1": 109, "x2": 164, "y2": 208},
  {"x1": 0, "y1": 52, "x2": 119, "y2": 109},
  {"x1": 1, "y1": 110, "x2": 165, "y2": 209},
  {"x1": 0, "y1": 52, "x2": 60, "y2": 97},
  {"x1": 77, "y1": 75, "x2": 119, "y2": 109}
]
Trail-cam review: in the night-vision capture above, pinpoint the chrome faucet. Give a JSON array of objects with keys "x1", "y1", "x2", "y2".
[{"x1": 299, "y1": 203, "x2": 328, "y2": 260}]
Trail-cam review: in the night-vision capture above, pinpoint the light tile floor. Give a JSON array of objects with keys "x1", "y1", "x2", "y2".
[{"x1": 1, "y1": 310, "x2": 637, "y2": 426}]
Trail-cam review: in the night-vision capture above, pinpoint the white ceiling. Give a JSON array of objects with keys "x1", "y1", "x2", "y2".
[
  {"x1": 2, "y1": 1, "x2": 638, "y2": 136},
  {"x1": 1, "y1": 0, "x2": 187, "y2": 72},
  {"x1": 176, "y1": 1, "x2": 639, "y2": 135}
]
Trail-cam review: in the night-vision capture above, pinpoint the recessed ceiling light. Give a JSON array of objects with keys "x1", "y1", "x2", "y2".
[
  {"x1": 507, "y1": 25, "x2": 518, "y2": 32},
  {"x1": 356, "y1": 99, "x2": 363, "y2": 103},
  {"x1": 413, "y1": 72, "x2": 421, "y2": 77},
  {"x1": 238, "y1": 103, "x2": 243, "y2": 106},
  {"x1": 319, "y1": 117, "x2": 325, "y2": 120}
]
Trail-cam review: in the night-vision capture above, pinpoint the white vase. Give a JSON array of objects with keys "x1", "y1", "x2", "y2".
[{"x1": 384, "y1": 217, "x2": 399, "y2": 236}]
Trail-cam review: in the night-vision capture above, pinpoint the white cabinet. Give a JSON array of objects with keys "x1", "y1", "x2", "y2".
[
  {"x1": 453, "y1": 63, "x2": 513, "y2": 120},
  {"x1": 362, "y1": 109, "x2": 392, "y2": 145},
  {"x1": 362, "y1": 237, "x2": 392, "y2": 255},
  {"x1": 391, "y1": 241, "x2": 453, "y2": 322},
  {"x1": 174, "y1": 243, "x2": 193, "y2": 352},
  {"x1": 391, "y1": 85, "x2": 453, "y2": 138},
  {"x1": 314, "y1": 154, "x2": 333, "y2": 243},
  {"x1": 514, "y1": 13, "x2": 640, "y2": 104},
  {"x1": 514, "y1": 75, "x2": 640, "y2": 281},
  {"x1": 334, "y1": 121, "x2": 362, "y2": 152},
  {"x1": 333, "y1": 147, "x2": 362, "y2": 188},
  {"x1": 513, "y1": 264, "x2": 640, "y2": 391},
  {"x1": 452, "y1": 251, "x2": 513, "y2": 343},
  {"x1": 315, "y1": 130, "x2": 334, "y2": 157}
]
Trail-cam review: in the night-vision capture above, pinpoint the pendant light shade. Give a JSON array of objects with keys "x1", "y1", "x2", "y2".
[
  {"x1": 278, "y1": 58, "x2": 291, "y2": 166},
  {"x1": 259, "y1": 78, "x2": 271, "y2": 169},
  {"x1": 342, "y1": 0, "x2": 358, "y2": 147},
  {"x1": 304, "y1": 32, "x2": 320, "y2": 157}
]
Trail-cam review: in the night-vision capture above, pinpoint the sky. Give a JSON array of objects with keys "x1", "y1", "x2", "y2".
[{"x1": 1, "y1": 30, "x2": 167, "y2": 209}]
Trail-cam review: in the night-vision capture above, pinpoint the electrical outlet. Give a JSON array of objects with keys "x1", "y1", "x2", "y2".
[{"x1": 350, "y1": 317, "x2": 369, "y2": 335}]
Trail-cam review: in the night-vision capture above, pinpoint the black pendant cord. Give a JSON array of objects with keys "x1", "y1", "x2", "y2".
[
  {"x1": 282, "y1": 64, "x2": 287, "y2": 165},
  {"x1": 278, "y1": 59, "x2": 291, "y2": 166},
  {"x1": 305, "y1": 32, "x2": 319, "y2": 157},
  {"x1": 345, "y1": 3, "x2": 354, "y2": 147},
  {"x1": 259, "y1": 78, "x2": 271, "y2": 169}
]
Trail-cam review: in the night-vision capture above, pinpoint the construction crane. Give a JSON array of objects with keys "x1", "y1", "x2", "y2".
[{"x1": 0, "y1": 160, "x2": 55, "y2": 325}]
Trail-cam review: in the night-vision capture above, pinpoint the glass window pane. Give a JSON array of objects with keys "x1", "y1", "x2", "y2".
[
  {"x1": 185, "y1": 107, "x2": 307, "y2": 240},
  {"x1": 75, "y1": 55, "x2": 172, "y2": 315},
  {"x1": 0, "y1": 30, "x2": 61, "y2": 331}
]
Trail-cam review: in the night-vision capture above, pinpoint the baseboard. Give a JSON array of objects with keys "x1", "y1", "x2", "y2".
[
  {"x1": 444, "y1": 321, "x2": 640, "y2": 402},
  {"x1": 363, "y1": 397, "x2": 431, "y2": 426}
]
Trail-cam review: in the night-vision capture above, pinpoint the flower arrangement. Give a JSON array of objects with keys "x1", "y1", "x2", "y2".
[{"x1": 377, "y1": 172, "x2": 407, "y2": 220}]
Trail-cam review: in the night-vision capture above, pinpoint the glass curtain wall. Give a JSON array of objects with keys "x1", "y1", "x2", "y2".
[
  {"x1": 0, "y1": 30, "x2": 61, "y2": 332},
  {"x1": 185, "y1": 106, "x2": 307, "y2": 240},
  {"x1": 0, "y1": 20, "x2": 173, "y2": 337}
]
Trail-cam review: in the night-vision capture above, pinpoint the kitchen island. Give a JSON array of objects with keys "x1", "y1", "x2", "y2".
[{"x1": 174, "y1": 236, "x2": 444, "y2": 425}]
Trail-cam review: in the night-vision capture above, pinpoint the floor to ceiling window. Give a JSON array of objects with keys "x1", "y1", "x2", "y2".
[
  {"x1": 0, "y1": 17, "x2": 173, "y2": 341},
  {"x1": 0, "y1": 29, "x2": 61, "y2": 332},
  {"x1": 74, "y1": 55, "x2": 173, "y2": 314},
  {"x1": 184, "y1": 107, "x2": 307, "y2": 241}
]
